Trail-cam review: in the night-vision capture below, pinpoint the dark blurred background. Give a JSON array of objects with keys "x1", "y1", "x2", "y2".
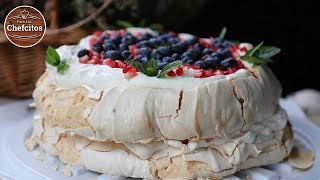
[{"x1": 1, "y1": 0, "x2": 319, "y2": 97}]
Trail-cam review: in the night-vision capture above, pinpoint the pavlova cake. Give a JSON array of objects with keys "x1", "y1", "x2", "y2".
[{"x1": 27, "y1": 27, "x2": 293, "y2": 179}]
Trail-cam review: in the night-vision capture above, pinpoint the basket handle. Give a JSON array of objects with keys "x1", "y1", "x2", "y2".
[{"x1": 0, "y1": 0, "x2": 112, "y2": 34}]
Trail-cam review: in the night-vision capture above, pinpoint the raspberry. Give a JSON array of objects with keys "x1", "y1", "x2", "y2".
[{"x1": 101, "y1": 58, "x2": 116, "y2": 67}]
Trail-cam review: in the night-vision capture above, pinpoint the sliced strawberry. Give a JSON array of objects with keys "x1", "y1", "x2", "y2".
[
  {"x1": 122, "y1": 66, "x2": 136, "y2": 73},
  {"x1": 101, "y1": 58, "x2": 116, "y2": 67},
  {"x1": 115, "y1": 60, "x2": 127, "y2": 68}
]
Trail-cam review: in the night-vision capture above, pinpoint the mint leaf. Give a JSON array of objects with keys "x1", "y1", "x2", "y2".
[
  {"x1": 240, "y1": 55, "x2": 272, "y2": 64},
  {"x1": 46, "y1": 54, "x2": 59, "y2": 66},
  {"x1": 116, "y1": 20, "x2": 134, "y2": 28},
  {"x1": 146, "y1": 67, "x2": 158, "y2": 76},
  {"x1": 254, "y1": 46, "x2": 281, "y2": 59},
  {"x1": 46, "y1": 46, "x2": 60, "y2": 63},
  {"x1": 147, "y1": 58, "x2": 158, "y2": 69},
  {"x1": 129, "y1": 60, "x2": 147, "y2": 74},
  {"x1": 247, "y1": 41, "x2": 264, "y2": 56},
  {"x1": 57, "y1": 60, "x2": 70, "y2": 73},
  {"x1": 158, "y1": 60, "x2": 183, "y2": 78},
  {"x1": 219, "y1": 27, "x2": 227, "y2": 39}
]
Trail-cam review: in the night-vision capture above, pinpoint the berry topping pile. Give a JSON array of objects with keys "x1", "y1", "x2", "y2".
[{"x1": 77, "y1": 29, "x2": 248, "y2": 79}]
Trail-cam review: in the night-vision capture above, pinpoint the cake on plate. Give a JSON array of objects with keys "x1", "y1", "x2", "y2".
[{"x1": 27, "y1": 27, "x2": 293, "y2": 179}]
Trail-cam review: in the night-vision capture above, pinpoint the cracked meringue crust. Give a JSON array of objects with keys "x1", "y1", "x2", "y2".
[{"x1": 29, "y1": 28, "x2": 293, "y2": 179}]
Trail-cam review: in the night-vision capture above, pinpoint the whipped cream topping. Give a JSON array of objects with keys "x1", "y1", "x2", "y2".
[{"x1": 46, "y1": 28, "x2": 253, "y2": 90}]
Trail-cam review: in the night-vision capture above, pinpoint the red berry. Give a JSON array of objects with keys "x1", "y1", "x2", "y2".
[
  {"x1": 114, "y1": 60, "x2": 126, "y2": 68},
  {"x1": 101, "y1": 58, "x2": 116, "y2": 67},
  {"x1": 204, "y1": 69, "x2": 214, "y2": 77},
  {"x1": 122, "y1": 66, "x2": 136, "y2": 73},
  {"x1": 240, "y1": 47, "x2": 248, "y2": 52},
  {"x1": 93, "y1": 31, "x2": 102, "y2": 37},
  {"x1": 176, "y1": 67, "x2": 184, "y2": 76},
  {"x1": 124, "y1": 71, "x2": 138, "y2": 79},
  {"x1": 167, "y1": 70, "x2": 176, "y2": 77}
]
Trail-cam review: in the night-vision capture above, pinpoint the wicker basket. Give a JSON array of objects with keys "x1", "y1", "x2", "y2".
[
  {"x1": 0, "y1": 0, "x2": 113, "y2": 98},
  {"x1": 0, "y1": 29, "x2": 87, "y2": 98}
]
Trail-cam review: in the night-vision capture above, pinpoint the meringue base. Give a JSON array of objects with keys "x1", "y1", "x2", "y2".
[{"x1": 27, "y1": 114, "x2": 293, "y2": 179}]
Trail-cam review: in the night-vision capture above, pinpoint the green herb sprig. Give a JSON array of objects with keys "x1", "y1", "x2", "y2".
[
  {"x1": 219, "y1": 27, "x2": 227, "y2": 39},
  {"x1": 128, "y1": 58, "x2": 182, "y2": 78},
  {"x1": 240, "y1": 42, "x2": 281, "y2": 65},
  {"x1": 46, "y1": 46, "x2": 70, "y2": 73}
]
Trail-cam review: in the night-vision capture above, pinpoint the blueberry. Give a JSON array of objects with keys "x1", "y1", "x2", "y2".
[
  {"x1": 222, "y1": 40, "x2": 233, "y2": 48},
  {"x1": 121, "y1": 35, "x2": 136, "y2": 45},
  {"x1": 104, "y1": 50, "x2": 121, "y2": 60},
  {"x1": 138, "y1": 33, "x2": 153, "y2": 41},
  {"x1": 157, "y1": 61, "x2": 169, "y2": 70},
  {"x1": 137, "y1": 40, "x2": 151, "y2": 48},
  {"x1": 221, "y1": 57, "x2": 237, "y2": 68},
  {"x1": 162, "y1": 56, "x2": 174, "y2": 63},
  {"x1": 172, "y1": 42, "x2": 188, "y2": 54},
  {"x1": 182, "y1": 57, "x2": 194, "y2": 64},
  {"x1": 109, "y1": 36, "x2": 121, "y2": 45},
  {"x1": 93, "y1": 46, "x2": 102, "y2": 53},
  {"x1": 100, "y1": 34, "x2": 109, "y2": 41},
  {"x1": 204, "y1": 56, "x2": 220, "y2": 67},
  {"x1": 151, "y1": 51, "x2": 163, "y2": 60},
  {"x1": 139, "y1": 47, "x2": 151, "y2": 56},
  {"x1": 140, "y1": 57, "x2": 149, "y2": 64},
  {"x1": 193, "y1": 43, "x2": 205, "y2": 52},
  {"x1": 149, "y1": 38, "x2": 161, "y2": 47},
  {"x1": 121, "y1": 50, "x2": 131, "y2": 60},
  {"x1": 181, "y1": 49, "x2": 199, "y2": 60},
  {"x1": 213, "y1": 38, "x2": 223, "y2": 48},
  {"x1": 217, "y1": 49, "x2": 232, "y2": 59},
  {"x1": 93, "y1": 42, "x2": 101, "y2": 47},
  {"x1": 168, "y1": 37, "x2": 179, "y2": 44},
  {"x1": 119, "y1": 43, "x2": 128, "y2": 51},
  {"x1": 157, "y1": 47, "x2": 172, "y2": 56},
  {"x1": 171, "y1": 53, "x2": 181, "y2": 60},
  {"x1": 194, "y1": 61, "x2": 209, "y2": 69},
  {"x1": 103, "y1": 43, "x2": 116, "y2": 51},
  {"x1": 77, "y1": 49, "x2": 89, "y2": 57},
  {"x1": 202, "y1": 48, "x2": 213, "y2": 55},
  {"x1": 135, "y1": 54, "x2": 147, "y2": 60},
  {"x1": 159, "y1": 33, "x2": 173, "y2": 41},
  {"x1": 185, "y1": 37, "x2": 198, "y2": 45}
]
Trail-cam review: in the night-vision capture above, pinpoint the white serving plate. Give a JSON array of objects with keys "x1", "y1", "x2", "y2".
[{"x1": 0, "y1": 99, "x2": 319, "y2": 180}]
